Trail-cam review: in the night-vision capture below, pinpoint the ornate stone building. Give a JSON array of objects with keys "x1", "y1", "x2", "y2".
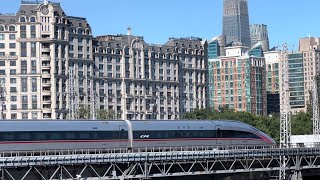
[
  {"x1": 0, "y1": 1, "x2": 92, "y2": 119},
  {"x1": 0, "y1": 1, "x2": 208, "y2": 120},
  {"x1": 93, "y1": 34, "x2": 208, "y2": 120}
]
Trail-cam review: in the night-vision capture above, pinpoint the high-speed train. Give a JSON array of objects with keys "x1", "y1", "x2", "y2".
[{"x1": 0, "y1": 120, "x2": 276, "y2": 151}]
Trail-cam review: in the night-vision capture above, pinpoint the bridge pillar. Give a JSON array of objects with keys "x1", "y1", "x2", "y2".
[{"x1": 290, "y1": 171, "x2": 303, "y2": 180}]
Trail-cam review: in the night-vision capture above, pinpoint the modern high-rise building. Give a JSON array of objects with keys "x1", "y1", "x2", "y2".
[
  {"x1": 0, "y1": 1, "x2": 209, "y2": 120},
  {"x1": 299, "y1": 37, "x2": 320, "y2": 107},
  {"x1": 264, "y1": 51, "x2": 280, "y2": 93},
  {"x1": 264, "y1": 51, "x2": 280, "y2": 114},
  {"x1": 250, "y1": 24, "x2": 269, "y2": 52},
  {"x1": 222, "y1": 0, "x2": 251, "y2": 47},
  {"x1": 274, "y1": 37, "x2": 320, "y2": 114},
  {"x1": 286, "y1": 52, "x2": 305, "y2": 114},
  {"x1": 208, "y1": 45, "x2": 267, "y2": 116}
]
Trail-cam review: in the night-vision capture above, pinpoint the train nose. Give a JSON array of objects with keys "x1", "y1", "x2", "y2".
[{"x1": 260, "y1": 132, "x2": 276, "y2": 145}]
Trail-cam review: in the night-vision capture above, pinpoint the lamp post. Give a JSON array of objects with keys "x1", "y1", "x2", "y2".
[{"x1": 0, "y1": 84, "x2": 5, "y2": 119}]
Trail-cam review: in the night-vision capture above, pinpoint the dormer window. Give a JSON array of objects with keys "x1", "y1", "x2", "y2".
[
  {"x1": 9, "y1": 26, "x2": 15, "y2": 31},
  {"x1": 30, "y1": 17, "x2": 36, "y2": 22},
  {"x1": 20, "y1": 16, "x2": 26, "y2": 22}
]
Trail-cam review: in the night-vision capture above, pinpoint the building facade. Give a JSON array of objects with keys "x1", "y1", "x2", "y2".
[
  {"x1": 264, "y1": 51, "x2": 280, "y2": 114},
  {"x1": 209, "y1": 45, "x2": 267, "y2": 116},
  {"x1": 222, "y1": 0, "x2": 251, "y2": 47},
  {"x1": 250, "y1": 24, "x2": 269, "y2": 52},
  {"x1": 0, "y1": 1, "x2": 208, "y2": 120},
  {"x1": 299, "y1": 37, "x2": 320, "y2": 109},
  {"x1": 286, "y1": 52, "x2": 305, "y2": 113},
  {"x1": 0, "y1": 1, "x2": 94, "y2": 119},
  {"x1": 264, "y1": 51, "x2": 280, "y2": 93},
  {"x1": 93, "y1": 35, "x2": 208, "y2": 120}
]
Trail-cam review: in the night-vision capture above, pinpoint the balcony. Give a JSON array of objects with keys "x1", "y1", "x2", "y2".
[
  {"x1": 42, "y1": 80, "x2": 51, "y2": 87},
  {"x1": 42, "y1": 47, "x2": 50, "y2": 52},
  {"x1": 42, "y1": 62, "x2": 51, "y2": 69},
  {"x1": 41, "y1": 56, "x2": 50, "y2": 61},
  {"x1": 126, "y1": 94, "x2": 133, "y2": 98},
  {"x1": 42, "y1": 70, "x2": 51, "y2": 77},
  {"x1": 42, "y1": 113, "x2": 52, "y2": 118},
  {"x1": 145, "y1": 92, "x2": 153, "y2": 99},
  {"x1": 43, "y1": 104, "x2": 51, "y2": 109},
  {"x1": 146, "y1": 109, "x2": 154, "y2": 114},
  {"x1": 126, "y1": 109, "x2": 134, "y2": 114}
]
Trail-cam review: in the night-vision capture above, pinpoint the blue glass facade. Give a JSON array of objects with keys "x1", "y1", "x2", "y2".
[
  {"x1": 249, "y1": 45, "x2": 263, "y2": 57},
  {"x1": 223, "y1": 0, "x2": 251, "y2": 47},
  {"x1": 208, "y1": 40, "x2": 220, "y2": 59},
  {"x1": 288, "y1": 53, "x2": 305, "y2": 110}
]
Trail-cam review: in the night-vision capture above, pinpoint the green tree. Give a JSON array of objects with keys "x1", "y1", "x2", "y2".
[
  {"x1": 75, "y1": 106, "x2": 117, "y2": 120},
  {"x1": 291, "y1": 112, "x2": 312, "y2": 135},
  {"x1": 97, "y1": 109, "x2": 116, "y2": 120},
  {"x1": 76, "y1": 105, "x2": 90, "y2": 119}
]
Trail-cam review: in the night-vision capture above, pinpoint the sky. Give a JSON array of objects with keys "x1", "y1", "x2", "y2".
[{"x1": 1, "y1": 0, "x2": 319, "y2": 49}]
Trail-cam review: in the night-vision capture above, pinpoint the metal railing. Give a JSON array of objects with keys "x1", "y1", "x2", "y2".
[
  {"x1": 2, "y1": 142, "x2": 320, "y2": 158},
  {"x1": 0, "y1": 144, "x2": 277, "y2": 158}
]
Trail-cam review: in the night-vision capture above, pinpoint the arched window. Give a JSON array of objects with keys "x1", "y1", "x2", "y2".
[
  {"x1": 9, "y1": 26, "x2": 15, "y2": 31},
  {"x1": 20, "y1": 16, "x2": 26, "y2": 22},
  {"x1": 0, "y1": 26, "x2": 4, "y2": 31},
  {"x1": 30, "y1": 17, "x2": 36, "y2": 22}
]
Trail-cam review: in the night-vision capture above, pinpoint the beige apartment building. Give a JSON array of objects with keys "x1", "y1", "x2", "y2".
[
  {"x1": 93, "y1": 35, "x2": 208, "y2": 120},
  {"x1": 263, "y1": 37, "x2": 320, "y2": 114},
  {"x1": 299, "y1": 37, "x2": 320, "y2": 108},
  {"x1": 0, "y1": 1, "x2": 94, "y2": 119},
  {"x1": 0, "y1": 1, "x2": 208, "y2": 120}
]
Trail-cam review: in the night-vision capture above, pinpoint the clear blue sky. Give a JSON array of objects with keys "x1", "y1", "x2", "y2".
[{"x1": 1, "y1": 0, "x2": 319, "y2": 49}]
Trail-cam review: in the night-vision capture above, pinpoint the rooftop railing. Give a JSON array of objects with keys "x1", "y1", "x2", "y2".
[{"x1": 21, "y1": 0, "x2": 60, "y2": 6}]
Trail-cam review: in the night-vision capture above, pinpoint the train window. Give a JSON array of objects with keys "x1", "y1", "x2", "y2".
[
  {"x1": 49, "y1": 132, "x2": 62, "y2": 140},
  {"x1": 89, "y1": 132, "x2": 99, "y2": 139},
  {"x1": 16, "y1": 132, "x2": 32, "y2": 141},
  {"x1": 65, "y1": 132, "x2": 76, "y2": 140},
  {"x1": 32, "y1": 132, "x2": 46, "y2": 140},
  {"x1": 1, "y1": 133, "x2": 14, "y2": 141},
  {"x1": 79, "y1": 132, "x2": 90, "y2": 140}
]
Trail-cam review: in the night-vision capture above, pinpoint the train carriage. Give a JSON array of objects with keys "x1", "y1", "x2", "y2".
[{"x1": 0, "y1": 120, "x2": 276, "y2": 151}]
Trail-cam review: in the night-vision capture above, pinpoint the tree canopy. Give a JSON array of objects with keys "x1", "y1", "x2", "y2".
[{"x1": 75, "y1": 105, "x2": 116, "y2": 120}]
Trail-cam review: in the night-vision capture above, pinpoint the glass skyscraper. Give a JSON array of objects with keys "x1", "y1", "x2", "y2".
[{"x1": 222, "y1": 0, "x2": 251, "y2": 47}]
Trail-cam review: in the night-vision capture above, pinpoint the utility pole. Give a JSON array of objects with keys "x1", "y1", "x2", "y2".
[
  {"x1": 279, "y1": 43, "x2": 291, "y2": 180},
  {"x1": 90, "y1": 80, "x2": 96, "y2": 120},
  {"x1": 0, "y1": 84, "x2": 5, "y2": 119},
  {"x1": 313, "y1": 77, "x2": 320, "y2": 139},
  {"x1": 69, "y1": 67, "x2": 76, "y2": 119}
]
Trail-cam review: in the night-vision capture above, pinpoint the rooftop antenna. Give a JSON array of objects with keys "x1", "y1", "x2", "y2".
[{"x1": 127, "y1": 26, "x2": 131, "y2": 36}]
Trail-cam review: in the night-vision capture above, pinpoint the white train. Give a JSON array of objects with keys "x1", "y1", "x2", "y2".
[{"x1": 0, "y1": 120, "x2": 276, "y2": 151}]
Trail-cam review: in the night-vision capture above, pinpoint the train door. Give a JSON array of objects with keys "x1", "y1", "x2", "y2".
[
  {"x1": 118, "y1": 125, "x2": 127, "y2": 147},
  {"x1": 215, "y1": 125, "x2": 222, "y2": 145}
]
